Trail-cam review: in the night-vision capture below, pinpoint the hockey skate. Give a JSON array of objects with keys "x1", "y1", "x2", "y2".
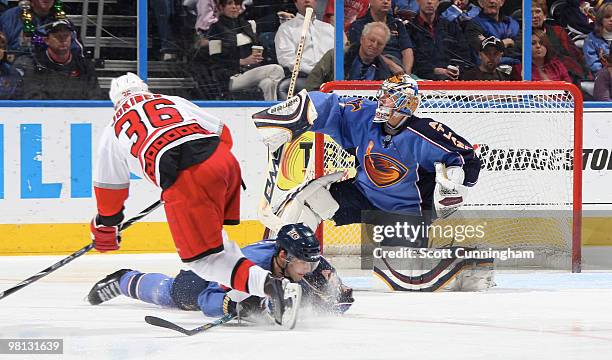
[
  {"x1": 86, "y1": 269, "x2": 132, "y2": 305},
  {"x1": 264, "y1": 275, "x2": 302, "y2": 329}
]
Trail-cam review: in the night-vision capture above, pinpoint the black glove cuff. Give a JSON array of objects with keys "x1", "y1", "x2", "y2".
[
  {"x1": 223, "y1": 296, "x2": 237, "y2": 316},
  {"x1": 96, "y1": 207, "x2": 125, "y2": 227}
]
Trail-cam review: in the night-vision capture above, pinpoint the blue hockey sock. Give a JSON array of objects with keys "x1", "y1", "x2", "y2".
[{"x1": 119, "y1": 271, "x2": 177, "y2": 308}]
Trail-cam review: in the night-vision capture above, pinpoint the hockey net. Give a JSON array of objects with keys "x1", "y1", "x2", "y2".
[{"x1": 314, "y1": 81, "x2": 583, "y2": 272}]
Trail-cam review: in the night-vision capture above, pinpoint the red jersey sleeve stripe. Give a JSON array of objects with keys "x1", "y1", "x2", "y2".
[
  {"x1": 230, "y1": 258, "x2": 256, "y2": 293},
  {"x1": 94, "y1": 186, "x2": 129, "y2": 216}
]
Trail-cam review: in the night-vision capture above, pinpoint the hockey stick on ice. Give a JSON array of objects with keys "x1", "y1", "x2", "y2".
[
  {"x1": 0, "y1": 200, "x2": 163, "y2": 301},
  {"x1": 144, "y1": 314, "x2": 235, "y2": 336},
  {"x1": 258, "y1": 7, "x2": 314, "y2": 238}
]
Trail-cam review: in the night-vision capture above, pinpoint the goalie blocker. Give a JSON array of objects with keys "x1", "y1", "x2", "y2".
[{"x1": 252, "y1": 89, "x2": 317, "y2": 153}]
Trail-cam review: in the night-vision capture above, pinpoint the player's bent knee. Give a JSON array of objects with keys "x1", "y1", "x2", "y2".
[{"x1": 170, "y1": 270, "x2": 210, "y2": 310}]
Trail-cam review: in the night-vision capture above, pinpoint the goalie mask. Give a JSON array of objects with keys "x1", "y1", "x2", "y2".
[
  {"x1": 374, "y1": 74, "x2": 420, "y2": 131},
  {"x1": 109, "y1": 72, "x2": 149, "y2": 107},
  {"x1": 275, "y1": 223, "x2": 321, "y2": 276}
]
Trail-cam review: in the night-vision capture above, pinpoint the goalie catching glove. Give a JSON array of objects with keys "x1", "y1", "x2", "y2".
[
  {"x1": 252, "y1": 89, "x2": 317, "y2": 152},
  {"x1": 434, "y1": 162, "x2": 468, "y2": 218}
]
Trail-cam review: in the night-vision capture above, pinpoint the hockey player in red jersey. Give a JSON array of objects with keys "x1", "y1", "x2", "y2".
[{"x1": 90, "y1": 72, "x2": 301, "y2": 328}]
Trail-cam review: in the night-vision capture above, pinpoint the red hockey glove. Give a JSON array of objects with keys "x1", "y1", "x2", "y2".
[{"x1": 90, "y1": 216, "x2": 121, "y2": 252}]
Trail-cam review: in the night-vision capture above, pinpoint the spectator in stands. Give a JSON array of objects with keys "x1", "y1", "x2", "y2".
[
  {"x1": 275, "y1": 0, "x2": 335, "y2": 98},
  {"x1": 465, "y1": 0, "x2": 521, "y2": 65},
  {"x1": 405, "y1": 0, "x2": 471, "y2": 80},
  {"x1": 583, "y1": 2, "x2": 612, "y2": 76},
  {"x1": 512, "y1": 30, "x2": 572, "y2": 82},
  {"x1": 348, "y1": 0, "x2": 415, "y2": 74},
  {"x1": 194, "y1": 0, "x2": 218, "y2": 47},
  {"x1": 322, "y1": 0, "x2": 369, "y2": 31},
  {"x1": 553, "y1": 0, "x2": 596, "y2": 36},
  {"x1": 305, "y1": 21, "x2": 396, "y2": 90},
  {"x1": 242, "y1": 0, "x2": 297, "y2": 66},
  {"x1": 439, "y1": 0, "x2": 480, "y2": 23},
  {"x1": 532, "y1": 0, "x2": 590, "y2": 84},
  {"x1": 392, "y1": 0, "x2": 420, "y2": 23},
  {"x1": 244, "y1": 0, "x2": 297, "y2": 34},
  {"x1": 0, "y1": 31, "x2": 21, "y2": 99},
  {"x1": 150, "y1": 0, "x2": 181, "y2": 61},
  {"x1": 13, "y1": 20, "x2": 103, "y2": 99},
  {"x1": 461, "y1": 36, "x2": 512, "y2": 80},
  {"x1": 0, "y1": 0, "x2": 83, "y2": 54},
  {"x1": 593, "y1": 51, "x2": 612, "y2": 100},
  {"x1": 208, "y1": 0, "x2": 285, "y2": 100}
]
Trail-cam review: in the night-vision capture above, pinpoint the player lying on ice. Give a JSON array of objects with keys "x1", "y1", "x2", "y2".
[
  {"x1": 253, "y1": 74, "x2": 495, "y2": 292},
  {"x1": 86, "y1": 224, "x2": 354, "y2": 321},
  {"x1": 90, "y1": 72, "x2": 301, "y2": 328}
]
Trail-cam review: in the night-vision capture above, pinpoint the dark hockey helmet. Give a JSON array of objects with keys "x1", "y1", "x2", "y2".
[{"x1": 275, "y1": 223, "x2": 321, "y2": 272}]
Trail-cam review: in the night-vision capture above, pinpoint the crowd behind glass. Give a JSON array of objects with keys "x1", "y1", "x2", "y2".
[{"x1": 0, "y1": 0, "x2": 609, "y2": 101}]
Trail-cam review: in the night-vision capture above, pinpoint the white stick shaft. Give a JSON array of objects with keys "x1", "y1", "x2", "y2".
[{"x1": 287, "y1": 7, "x2": 314, "y2": 98}]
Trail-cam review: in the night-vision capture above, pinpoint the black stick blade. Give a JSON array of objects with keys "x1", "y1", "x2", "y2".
[
  {"x1": 145, "y1": 316, "x2": 192, "y2": 336},
  {"x1": 145, "y1": 314, "x2": 235, "y2": 336}
]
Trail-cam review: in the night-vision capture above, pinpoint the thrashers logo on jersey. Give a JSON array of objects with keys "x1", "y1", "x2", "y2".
[
  {"x1": 364, "y1": 141, "x2": 408, "y2": 187},
  {"x1": 344, "y1": 99, "x2": 364, "y2": 112}
]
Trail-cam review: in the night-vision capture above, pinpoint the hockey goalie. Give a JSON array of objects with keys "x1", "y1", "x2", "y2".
[{"x1": 252, "y1": 74, "x2": 495, "y2": 292}]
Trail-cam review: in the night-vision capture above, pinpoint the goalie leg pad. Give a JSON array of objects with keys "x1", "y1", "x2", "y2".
[
  {"x1": 278, "y1": 199, "x2": 323, "y2": 232},
  {"x1": 453, "y1": 263, "x2": 495, "y2": 291},
  {"x1": 372, "y1": 246, "x2": 495, "y2": 292},
  {"x1": 277, "y1": 172, "x2": 343, "y2": 231}
]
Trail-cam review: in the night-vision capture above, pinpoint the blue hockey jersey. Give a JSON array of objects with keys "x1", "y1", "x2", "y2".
[{"x1": 309, "y1": 91, "x2": 481, "y2": 215}]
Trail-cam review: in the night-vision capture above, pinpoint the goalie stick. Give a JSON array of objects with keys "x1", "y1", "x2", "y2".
[
  {"x1": 258, "y1": 7, "x2": 314, "y2": 237},
  {"x1": 144, "y1": 314, "x2": 235, "y2": 336},
  {"x1": 0, "y1": 200, "x2": 163, "y2": 301}
]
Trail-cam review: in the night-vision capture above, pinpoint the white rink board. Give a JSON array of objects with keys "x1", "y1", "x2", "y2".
[
  {"x1": 0, "y1": 106, "x2": 611, "y2": 224},
  {"x1": 0, "y1": 106, "x2": 268, "y2": 224}
]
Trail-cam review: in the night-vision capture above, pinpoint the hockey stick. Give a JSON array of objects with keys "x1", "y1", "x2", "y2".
[
  {"x1": 144, "y1": 313, "x2": 235, "y2": 336},
  {"x1": 286, "y1": 7, "x2": 313, "y2": 99},
  {"x1": 259, "y1": 7, "x2": 314, "y2": 237},
  {"x1": 0, "y1": 200, "x2": 163, "y2": 301}
]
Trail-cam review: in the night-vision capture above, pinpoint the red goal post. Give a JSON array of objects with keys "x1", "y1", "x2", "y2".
[{"x1": 315, "y1": 81, "x2": 583, "y2": 272}]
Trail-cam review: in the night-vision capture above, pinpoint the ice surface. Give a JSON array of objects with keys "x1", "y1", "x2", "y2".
[{"x1": 1, "y1": 254, "x2": 612, "y2": 360}]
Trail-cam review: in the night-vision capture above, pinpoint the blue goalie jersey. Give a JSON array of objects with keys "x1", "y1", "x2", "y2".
[{"x1": 309, "y1": 91, "x2": 481, "y2": 215}]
